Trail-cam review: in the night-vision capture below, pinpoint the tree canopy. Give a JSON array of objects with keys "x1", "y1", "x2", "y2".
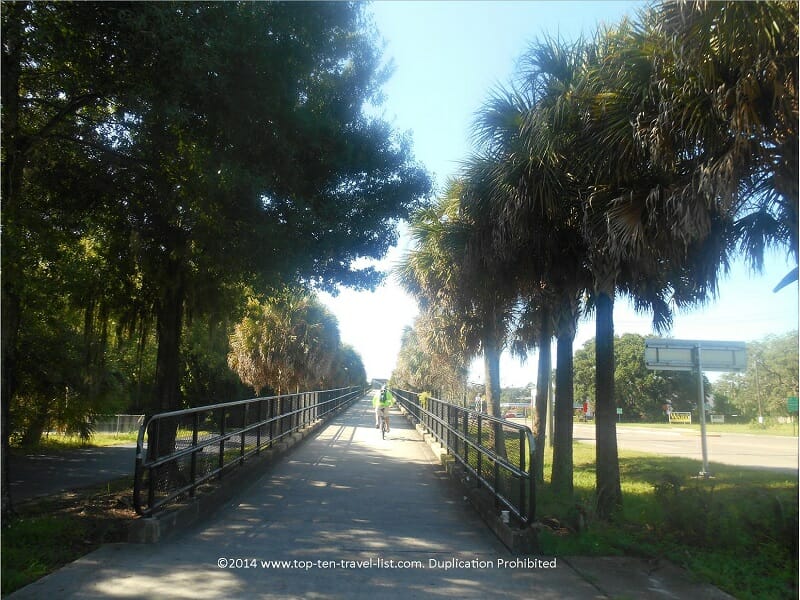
[
  {"x1": 1, "y1": 1, "x2": 430, "y2": 515},
  {"x1": 394, "y1": 0, "x2": 797, "y2": 518}
]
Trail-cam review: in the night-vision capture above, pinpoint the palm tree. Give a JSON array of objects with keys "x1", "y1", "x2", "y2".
[
  {"x1": 573, "y1": 2, "x2": 797, "y2": 513},
  {"x1": 227, "y1": 288, "x2": 344, "y2": 396},
  {"x1": 651, "y1": 1, "x2": 798, "y2": 288},
  {"x1": 509, "y1": 291, "x2": 553, "y2": 484},
  {"x1": 469, "y1": 39, "x2": 595, "y2": 497},
  {"x1": 398, "y1": 180, "x2": 517, "y2": 459},
  {"x1": 391, "y1": 316, "x2": 469, "y2": 399}
]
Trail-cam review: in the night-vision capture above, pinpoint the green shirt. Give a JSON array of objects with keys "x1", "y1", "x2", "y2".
[{"x1": 373, "y1": 389, "x2": 394, "y2": 409}]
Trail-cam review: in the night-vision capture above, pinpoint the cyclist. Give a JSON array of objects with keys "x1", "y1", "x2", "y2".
[{"x1": 373, "y1": 386, "x2": 395, "y2": 432}]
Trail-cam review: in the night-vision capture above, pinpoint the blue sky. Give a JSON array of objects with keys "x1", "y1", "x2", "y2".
[{"x1": 320, "y1": 1, "x2": 799, "y2": 386}]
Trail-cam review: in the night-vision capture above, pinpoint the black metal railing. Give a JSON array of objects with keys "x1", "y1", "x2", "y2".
[
  {"x1": 134, "y1": 386, "x2": 363, "y2": 516},
  {"x1": 391, "y1": 388, "x2": 536, "y2": 525}
]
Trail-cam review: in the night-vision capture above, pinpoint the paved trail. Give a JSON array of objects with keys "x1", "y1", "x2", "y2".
[{"x1": 9, "y1": 397, "x2": 733, "y2": 599}]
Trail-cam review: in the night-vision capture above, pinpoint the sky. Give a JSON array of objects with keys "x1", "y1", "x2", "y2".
[{"x1": 320, "y1": 1, "x2": 799, "y2": 387}]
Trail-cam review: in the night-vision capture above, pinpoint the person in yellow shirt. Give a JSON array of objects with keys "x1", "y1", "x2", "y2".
[{"x1": 372, "y1": 386, "x2": 395, "y2": 431}]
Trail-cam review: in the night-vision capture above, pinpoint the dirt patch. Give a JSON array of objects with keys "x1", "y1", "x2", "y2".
[{"x1": 9, "y1": 477, "x2": 137, "y2": 551}]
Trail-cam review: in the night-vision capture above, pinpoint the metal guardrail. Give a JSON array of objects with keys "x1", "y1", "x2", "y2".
[
  {"x1": 134, "y1": 386, "x2": 363, "y2": 516},
  {"x1": 391, "y1": 388, "x2": 536, "y2": 525}
]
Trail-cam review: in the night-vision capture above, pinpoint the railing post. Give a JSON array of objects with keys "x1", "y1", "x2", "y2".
[
  {"x1": 218, "y1": 407, "x2": 226, "y2": 479},
  {"x1": 269, "y1": 397, "x2": 276, "y2": 448},
  {"x1": 445, "y1": 402, "x2": 451, "y2": 452},
  {"x1": 147, "y1": 463, "x2": 155, "y2": 513},
  {"x1": 438, "y1": 400, "x2": 443, "y2": 445},
  {"x1": 313, "y1": 391, "x2": 319, "y2": 422},
  {"x1": 279, "y1": 396, "x2": 286, "y2": 437},
  {"x1": 477, "y1": 414, "x2": 483, "y2": 484},
  {"x1": 240, "y1": 403, "x2": 247, "y2": 465},
  {"x1": 256, "y1": 399, "x2": 263, "y2": 453},
  {"x1": 190, "y1": 412, "x2": 199, "y2": 497},
  {"x1": 493, "y1": 422, "x2": 500, "y2": 503},
  {"x1": 518, "y1": 429, "x2": 525, "y2": 521},
  {"x1": 463, "y1": 409, "x2": 470, "y2": 468},
  {"x1": 528, "y1": 433, "x2": 536, "y2": 523}
]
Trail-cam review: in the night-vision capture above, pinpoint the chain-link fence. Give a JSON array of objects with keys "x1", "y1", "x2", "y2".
[{"x1": 93, "y1": 414, "x2": 145, "y2": 435}]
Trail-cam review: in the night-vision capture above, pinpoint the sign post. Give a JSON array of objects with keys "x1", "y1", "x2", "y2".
[
  {"x1": 645, "y1": 339, "x2": 747, "y2": 478},
  {"x1": 696, "y1": 345, "x2": 710, "y2": 477}
]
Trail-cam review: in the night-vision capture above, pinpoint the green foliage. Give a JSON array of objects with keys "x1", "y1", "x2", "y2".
[
  {"x1": 3, "y1": 2, "x2": 429, "y2": 451},
  {"x1": 573, "y1": 333, "x2": 700, "y2": 421},
  {"x1": 228, "y1": 288, "x2": 366, "y2": 395},
  {"x1": 182, "y1": 316, "x2": 253, "y2": 407},
  {"x1": 714, "y1": 331, "x2": 799, "y2": 421},
  {"x1": 390, "y1": 318, "x2": 469, "y2": 399},
  {"x1": 537, "y1": 443, "x2": 799, "y2": 600},
  {"x1": 1, "y1": 516, "x2": 87, "y2": 595}
]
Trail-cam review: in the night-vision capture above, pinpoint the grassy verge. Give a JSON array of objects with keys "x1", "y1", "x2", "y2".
[
  {"x1": 603, "y1": 421, "x2": 798, "y2": 437},
  {"x1": 1, "y1": 477, "x2": 136, "y2": 596},
  {"x1": 12, "y1": 431, "x2": 140, "y2": 452},
  {"x1": 518, "y1": 417, "x2": 799, "y2": 437},
  {"x1": 535, "y1": 443, "x2": 798, "y2": 600}
]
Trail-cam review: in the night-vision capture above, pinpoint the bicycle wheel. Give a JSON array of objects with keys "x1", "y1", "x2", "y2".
[{"x1": 381, "y1": 416, "x2": 387, "y2": 439}]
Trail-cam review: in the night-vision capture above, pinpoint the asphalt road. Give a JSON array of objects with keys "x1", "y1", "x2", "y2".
[
  {"x1": 572, "y1": 423, "x2": 799, "y2": 472},
  {"x1": 8, "y1": 443, "x2": 138, "y2": 503}
]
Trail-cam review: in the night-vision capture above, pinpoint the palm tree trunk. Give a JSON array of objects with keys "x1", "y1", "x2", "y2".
[
  {"x1": 532, "y1": 310, "x2": 552, "y2": 483},
  {"x1": 595, "y1": 290, "x2": 621, "y2": 518},
  {"x1": 483, "y1": 347, "x2": 501, "y2": 417},
  {"x1": 483, "y1": 340, "x2": 508, "y2": 461},
  {"x1": 551, "y1": 309, "x2": 575, "y2": 497},
  {"x1": 482, "y1": 306, "x2": 507, "y2": 461}
]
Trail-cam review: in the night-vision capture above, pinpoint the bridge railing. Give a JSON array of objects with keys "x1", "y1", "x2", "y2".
[
  {"x1": 134, "y1": 386, "x2": 363, "y2": 516},
  {"x1": 391, "y1": 388, "x2": 536, "y2": 525}
]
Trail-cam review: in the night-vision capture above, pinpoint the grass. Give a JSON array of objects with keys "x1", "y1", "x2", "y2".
[
  {"x1": 605, "y1": 421, "x2": 799, "y2": 437},
  {"x1": 535, "y1": 443, "x2": 799, "y2": 600},
  {"x1": 515, "y1": 416, "x2": 799, "y2": 437},
  {"x1": 13, "y1": 431, "x2": 140, "y2": 452},
  {"x1": 1, "y1": 477, "x2": 136, "y2": 596},
  {"x1": 513, "y1": 417, "x2": 799, "y2": 437}
]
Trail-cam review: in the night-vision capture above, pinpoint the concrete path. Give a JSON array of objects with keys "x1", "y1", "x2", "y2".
[{"x1": 8, "y1": 396, "x2": 733, "y2": 599}]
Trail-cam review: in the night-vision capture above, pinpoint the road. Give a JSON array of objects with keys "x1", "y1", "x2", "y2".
[
  {"x1": 8, "y1": 443, "x2": 138, "y2": 502},
  {"x1": 572, "y1": 423, "x2": 799, "y2": 472}
]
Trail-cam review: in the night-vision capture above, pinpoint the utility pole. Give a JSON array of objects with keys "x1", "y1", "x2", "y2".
[{"x1": 754, "y1": 359, "x2": 764, "y2": 426}]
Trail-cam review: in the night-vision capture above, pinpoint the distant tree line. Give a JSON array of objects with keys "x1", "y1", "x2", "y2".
[
  {"x1": 574, "y1": 332, "x2": 799, "y2": 423},
  {"x1": 573, "y1": 333, "x2": 699, "y2": 422},
  {"x1": 713, "y1": 331, "x2": 799, "y2": 423}
]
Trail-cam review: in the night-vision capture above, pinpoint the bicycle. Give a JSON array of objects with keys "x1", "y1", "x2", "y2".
[{"x1": 378, "y1": 407, "x2": 389, "y2": 439}]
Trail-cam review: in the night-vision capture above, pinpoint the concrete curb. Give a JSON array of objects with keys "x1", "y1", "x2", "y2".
[
  {"x1": 400, "y1": 406, "x2": 539, "y2": 554},
  {"x1": 128, "y1": 404, "x2": 353, "y2": 544}
]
